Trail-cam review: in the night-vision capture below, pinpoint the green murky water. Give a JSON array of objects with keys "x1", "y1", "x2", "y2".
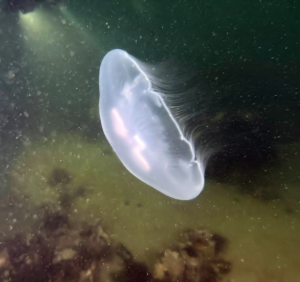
[{"x1": 1, "y1": 1, "x2": 300, "y2": 281}]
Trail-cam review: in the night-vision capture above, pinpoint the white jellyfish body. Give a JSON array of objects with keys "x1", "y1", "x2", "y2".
[{"x1": 99, "y1": 49, "x2": 207, "y2": 200}]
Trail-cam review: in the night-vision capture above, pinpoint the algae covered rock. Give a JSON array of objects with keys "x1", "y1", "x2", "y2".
[{"x1": 153, "y1": 229, "x2": 231, "y2": 282}]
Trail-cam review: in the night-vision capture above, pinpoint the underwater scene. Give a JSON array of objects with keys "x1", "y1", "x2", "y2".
[{"x1": 0, "y1": 0, "x2": 300, "y2": 281}]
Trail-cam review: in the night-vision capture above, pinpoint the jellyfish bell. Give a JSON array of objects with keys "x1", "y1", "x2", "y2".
[{"x1": 99, "y1": 49, "x2": 212, "y2": 200}]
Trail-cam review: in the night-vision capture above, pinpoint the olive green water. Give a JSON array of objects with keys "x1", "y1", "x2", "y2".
[{"x1": 1, "y1": 1, "x2": 300, "y2": 281}]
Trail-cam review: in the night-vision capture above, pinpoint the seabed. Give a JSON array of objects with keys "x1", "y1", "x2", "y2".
[{"x1": 0, "y1": 133, "x2": 298, "y2": 282}]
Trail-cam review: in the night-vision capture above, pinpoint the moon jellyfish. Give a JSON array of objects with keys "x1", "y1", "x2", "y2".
[{"x1": 99, "y1": 49, "x2": 212, "y2": 200}]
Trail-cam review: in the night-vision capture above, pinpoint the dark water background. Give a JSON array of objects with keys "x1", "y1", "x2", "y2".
[{"x1": 1, "y1": 0, "x2": 299, "y2": 190}]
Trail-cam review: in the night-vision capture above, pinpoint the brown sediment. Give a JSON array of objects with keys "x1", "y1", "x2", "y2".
[
  {"x1": 48, "y1": 168, "x2": 72, "y2": 186},
  {"x1": 59, "y1": 186, "x2": 89, "y2": 211},
  {"x1": 284, "y1": 199, "x2": 297, "y2": 213}
]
